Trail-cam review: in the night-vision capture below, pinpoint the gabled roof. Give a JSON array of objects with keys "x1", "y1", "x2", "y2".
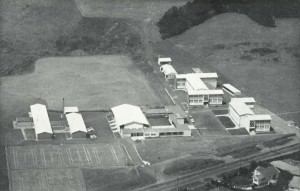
[
  {"x1": 176, "y1": 73, "x2": 218, "y2": 79},
  {"x1": 111, "y1": 104, "x2": 149, "y2": 126},
  {"x1": 289, "y1": 176, "x2": 300, "y2": 189},
  {"x1": 66, "y1": 113, "x2": 87, "y2": 134},
  {"x1": 160, "y1": 64, "x2": 177, "y2": 75},
  {"x1": 255, "y1": 166, "x2": 279, "y2": 178},
  {"x1": 64, "y1": 107, "x2": 79, "y2": 114},
  {"x1": 247, "y1": 115, "x2": 272, "y2": 121},
  {"x1": 30, "y1": 104, "x2": 53, "y2": 135},
  {"x1": 187, "y1": 89, "x2": 224, "y2": 96},
  {"x1": 229, "y1": 100, "x2": 254, "y2": 116}
]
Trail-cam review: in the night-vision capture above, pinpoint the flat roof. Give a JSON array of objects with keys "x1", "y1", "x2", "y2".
[
  {"x1": 223, "y1": 83, "x2": 241, "y2": 93},
  {"x1": 66, "y1": 113, "x2": 87, "y2": 133},
  {"x1": 160, "y1": 64, "x2": 177, "y2": 75},
  {"x1": 192, "y1": 68, "x2": 202, "y2": 73},
  {"x1": 64, "y1": 107, "x2": 79, "y2": 114},
  {"x1": 231, "y1": 97, "x2": 256, "y2": 104},
  {"x1": 165, "y1": 105, "x2": 188, "y2": 118},
  {"x1": 111, "y1": 104, "x2": 149, "y2": 126},
  {"x1": 158, "y1": 57, "x2": 172, "y2": 62},
  {"x1": 247, "y1": 115, "x2": 271, "y2": 121},
  {"x1": 229, "y1": 100, "x2": 254, "y2": 116},
  {"x1": 176, "y1": 73, "x2": 218, "y2": 79},
  {"x1": 187, "y1": 89, "x2": 224, "y2": 95},
  {"x1": 122, "y1": 125, "x2": 190, "y2": 134},
  {"x1": 186, "y1": 75, "x2": 208, "y2": 90},
  {"x1": 30, "y1": 104, "x2": 53, "y2": 135}
]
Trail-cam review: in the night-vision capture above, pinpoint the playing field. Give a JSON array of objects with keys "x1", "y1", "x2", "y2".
[
  {"x1": 11, "y1": 168, "x2": 85, "y2": 191},
  {"x1": 75, "y1": 0, "x2": 188, "y2": 20},
  {"x1": 0, "y1": 55, "x2": 162, "y2": 111},
  {"x1": 7, "y1": 143, "x2": 125, "y2": 169}
]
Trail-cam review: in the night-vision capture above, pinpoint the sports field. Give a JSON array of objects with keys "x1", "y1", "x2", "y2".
[
  {"x1": 11, "y1": 168, "x2": 85, "y2": 191},
  {"x1": 7, "y1": 143, "x2": 125, "y2": 169},
  {"x1": 0, "y1": 56, "x2": 163, "y2": 111}
]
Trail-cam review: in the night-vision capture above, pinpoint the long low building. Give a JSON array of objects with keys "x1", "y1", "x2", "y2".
[
  {"x1": 30, "y1": 104, "x2": 53, "y2": 140},
  {"x1": 174, "y1": 73, "x2": 223, "y2": 106},
  {"x1": 160, "y1": 64, "x2": 177, "y2": 80},
  {"x1": 108, "y1": 104, "x2": 191, "y2": 139},
  {"x1": 229, "y1": 98, "x2": 271, "y2": 134},
  {"x1": 66, "y1": 113, "x2": 87, "y2": 139}
]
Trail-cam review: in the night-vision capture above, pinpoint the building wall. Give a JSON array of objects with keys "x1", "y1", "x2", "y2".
[
  {"x1": 72, "y1": 131, "x2": 87, "y2": 139},
  {"x1": 37, "y1": 132, "x2": 52, "y2": 140},
  {"x1": 124, "y1": 123, "x2": 144, "y2": 130},
  {"x1": 209, "y1": 96, "x2": 223, "y2": 105},
  {"x1": 175, "y1": 78, "x2": 186, "y2": 89},
  {"x1": 229, "y1": 105, "x2": 242, "y2": 126},
  {"x1": 188, "y1": 95, "x2": 204, "y2": 106}
]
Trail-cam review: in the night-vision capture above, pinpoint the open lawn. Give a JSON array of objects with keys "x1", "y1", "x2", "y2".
[
  {"x1": 82, "y1": 167, "x2": 156, "y2": 191},
  {"x1": 75, "y1": 0, "x2": 188, "y2": 20},
  {"x1": 156, "y1": 13, "x2": 300, "y2": 124},
  {"x1": 217, "y1": 116, "x2": 236, "y2": 128},
  {"x1": 11, "y1": 168, "x2": 86, "y2": 191},
  {"x1": 227, "y1": 128, "x2": 249, "y2": 136},
  {"x1": 190, "y1": 110, "x2": 230, "y2": 136},
  {"x1": 0, "y1": 56, "x2": 163, "y2": 112}
]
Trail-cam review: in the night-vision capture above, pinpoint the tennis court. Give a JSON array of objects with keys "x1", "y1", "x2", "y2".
[{"x1": 7, "y1": 143, "x2": 126, "y2": 169}]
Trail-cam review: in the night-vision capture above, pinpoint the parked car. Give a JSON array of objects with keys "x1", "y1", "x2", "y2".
[
  {"x1": 188, "y1": 115, "x2": 195, "y2": 123},
  {"x1": 87, "y1": 127, "x2": 97, "y2": 139}
]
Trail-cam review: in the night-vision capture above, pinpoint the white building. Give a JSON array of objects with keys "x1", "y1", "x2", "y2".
[
  {"x1": 108, "y1": 104, "x2": 191, "y2": 140},
  {"x1": 231, "y1": 97, "x2": 256, "y2": 108},
  {"x1": 30, "y1": 104, "x2": 53, "y2": 140},
  {"x1": 160, "y1": 64, "x2": 177, "y2": 80},
  {"x1": 66, "y1": 113, "x2": 87, "y2": 139},
  {"x1": 158, "y1": 57, "x2": 172, "y2": 65},
  {"x1": 174, "y1": 73, "x2": 223, "y2": 106},
  {"x1": 229, "y1": 99, "x2": 271, "y2": 134},
  {"x1": 222, "y1": 83, "x2": 241, "y2": 96}
]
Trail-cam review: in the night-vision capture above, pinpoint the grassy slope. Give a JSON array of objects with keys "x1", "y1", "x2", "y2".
[
  {"x1": 155, "y1": 13, "x2": 300, "y2": 124},
  {"x1": 82, "y1": 167, "x2": 156, "y2": 191}
]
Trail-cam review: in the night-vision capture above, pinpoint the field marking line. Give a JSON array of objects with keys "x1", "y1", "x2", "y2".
[
  {"x1": 5, "y1": 147, "x2": 12, "y2": 191},
  {"x1": 31, "y1": 149, "x2": 36, "y2": 167},
  {"x1": 21, "y1": 176, "x2": 25, "y2": 191},
  {"x1": 165, "y1": 88, "x2": 176, "y2": 104},
  {"x1": 67, "y1": 170, "x2": 74, "y2": 186},
  {"x1": 133, "y1": 144, "x2": 145, "y2": 164},
  {"x1": 24, "y1": 151, "x2": 27, "y2": 164},
  {"x1": 83, "y1": 146, "x2": 91, "y2": 165},
  {"x1": 93, "y1": 147, "x2": 101, "y2": 164},
  {"x1": 41, "y1": 170, "x2": 46, "y2": 190},
  {"x1": 118, "y1": 143, "x2": 126, "y2": 164},
  {"x1": 122, "y1": 144, "x2": 134, "y2": 165},
  {"x1": 68, "y1": 148, "x2": 74, "y2": 165},
  {"x1": 59, "y1": 149, "x2": 66, "y2": 166},
  {"x1": 77, "y1": 148, "x2": 83, "y2": 166},
  {"x1": 75, "y1": 169, "x2": 84, "y2": 191},
  {"x1": 110, "y1": 145, "x2": 119, "y2": 164},
  {"x1": 13, "y1": 148, "x2": 17, "y2": 168},
  {"x1": 41, "y1": 148, "x2": 47, "y2": 167}
]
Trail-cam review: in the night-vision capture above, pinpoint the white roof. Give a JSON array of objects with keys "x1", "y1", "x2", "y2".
[
  {"x1": 229, "y1": 100, "x2": 254, "y2": 116},
  {"x1": 271, "y1": 161, "x2": 300, "y2": 176},
  {"x1": 64, "y1": 106, "x2": 79, "y2": 114},
  {"x1": 186, "y1": 75, "x2": 208, "y2": 90},
  {"x1": 192, "y1": 68, "x2": 202, "y2": 73},
  {"x1": 247, "y1": 115, "x2": 272, "y2": 121},
  {"x1": 231, "y1": 97, "x2": 256, "y2": 104},
  {"x1": 158, "y1": 57, "x2": 172, "y2": 63},
  {"x1": 111, "y1": 104, "x2": 149, "y2": 126},
  {"x1": 289, "y1": 176, "x2": 300, "y2": 189},
  {"x1": 160, "y1": 64, "x2": 177, "y2": 75},
  {"x1": 176, "y1": 73, "x2": 218, "y2": 79},
  {"x1": 30, "y1": 104, "x2": 53, "y2": 135},
  {"x1": 66, "y1": 113, "x2": 87, "y2": 134},
  {"x1": 223, "y1": 83, "x2": 241, "y2": 93},
  {"x1": 188, "y1": 89, "x2": 224, "y2": 95}
]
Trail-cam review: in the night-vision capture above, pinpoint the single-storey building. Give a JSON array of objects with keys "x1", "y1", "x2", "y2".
[
  {"x1": 160, "y1": 64, "x2": 177, "y2": 80},
  {"x1": 66, "y1": 113, "x2": 87, "y2": 139},
  {"x1": 64, "y1": 106, "x2": 79, "y2": 114},
  {"x1": 158, "y1": 57, "x2": 172, "y2": 65},
  {"x1": 289, "y1": 176, "x2": 300, "y2": 191},
  {"x1": 175, "y1": 73, "x2": 218, "y2": 90},
  {"x1": 30, "y1": 104, "x2": 53, "y2": 140},
  {"x1": 222, "y1": 83, "x2": 241, "y2": 96},
  {"x1": 109, "y1": 104, "x2": 191, "y2": 139},
  {"x1": 271, "y1": 160, "x2": 300, "y2": 176},
  {"x1": 253, "y1": 166, "x2": 280, "y2": 186},
  {"x1": 229, "y1": 99, "x2": 271, "y2": 133}
]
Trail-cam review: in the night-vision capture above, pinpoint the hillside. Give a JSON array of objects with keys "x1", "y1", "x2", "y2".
[{"x1": 154, "y1": 13, "x2": 300, "y2": 123}]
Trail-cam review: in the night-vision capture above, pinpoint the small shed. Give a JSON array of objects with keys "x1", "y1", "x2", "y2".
[
  {"x1": 158, "y1": 57, "x2": 172, "y2": 65},
  {"x1": 64, "y1": 107, "x2": 79, "y2": 114}
]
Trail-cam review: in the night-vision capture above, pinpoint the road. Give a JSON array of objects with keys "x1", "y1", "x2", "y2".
[{"x1": 134, "y1": 143, "x2": 299, "y2": 191}]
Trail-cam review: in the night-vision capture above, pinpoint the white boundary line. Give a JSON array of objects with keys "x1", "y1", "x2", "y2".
[
  {"x1": 83, "y1": 146, "x2": 91, "y2": 165},
  {"x1": 5, "y1": 147, "x2": 12, "y2": 191},
  {"x1": 31, "y1": 149, "x2": 36, "y2": 167},
  {"x1": 165, "y1": 88, "x2": 176, "y2": 104},
  {"x1": 67, "y1": 148, "x2": 74, "y2": 165},
  {"x1": 93, "y1": 147, "x2": 101, "y2": 164},
  {"x1": 41, "y1": 148, "x2": 47, "y2": 167},
  {"x1": 13, "y1": 147, "x2": 17, "y2": 169},
  {"x1": 110, "y1": 145, "x2": 119, "y2": 164},
  {"x1": 133, "y1": 144, "x2": 145, "y2": 164}
]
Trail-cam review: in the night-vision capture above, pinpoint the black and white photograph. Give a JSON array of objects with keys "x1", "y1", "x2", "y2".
[{"x1": 0, "y1": 0, "x2": 299, "y2": 190}]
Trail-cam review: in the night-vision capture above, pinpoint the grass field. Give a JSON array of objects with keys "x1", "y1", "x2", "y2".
[
  {"x1": 190, "y1": 110, "x2": 230, "y2": 136},
  {"x1": 82, "y1": 167, "x2": 156, "y2": 191},
  {"x1": 75, "y1": 0, "x2": 188, "y2": 20},
  {"x1": 0, "y1": 56, "x2": 163, "y2": 111},
  {"x1": 217, "y1": 116, "x2": 236, "y2": 128},
  {"x1": 156, "y1": 13, "x2": 300, "y2": 124},
  {"x1": 11, "y1": 168, "x2": 86, "y2": 191}
]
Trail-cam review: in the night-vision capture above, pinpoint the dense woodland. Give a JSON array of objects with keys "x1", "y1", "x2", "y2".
[{"x1": 157, "y1": 0, "x2": 300, "y2": 39}]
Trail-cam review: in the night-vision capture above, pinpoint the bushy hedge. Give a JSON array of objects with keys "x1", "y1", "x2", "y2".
[{"x1": 157, "y1": 0, "x2": 300, "y2": 39}]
